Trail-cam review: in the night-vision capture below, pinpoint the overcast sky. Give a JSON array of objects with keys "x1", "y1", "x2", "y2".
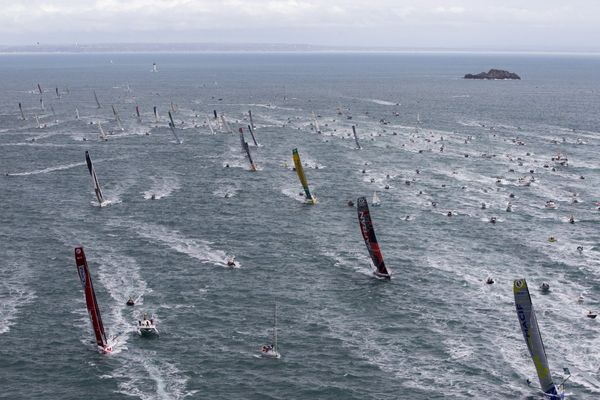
[{"x1": 2, "y1": 0, "x2": 600, "y2": 51}]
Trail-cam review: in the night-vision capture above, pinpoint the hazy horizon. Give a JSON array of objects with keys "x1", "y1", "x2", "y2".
[{"x1": 2, "y1": 1, "x2": 600, "y2": 53}]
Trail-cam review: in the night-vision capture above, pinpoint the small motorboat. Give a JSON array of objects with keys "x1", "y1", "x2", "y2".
[
  {"x1": 490, "y1": 217, "x2": 497, "y2": 224},
  {"x1": 545, "y1": 200, "x2": 557, "y2": 209},
  {"x1": 225, "y1": 256, "x2": 238, "y2": 268},
  {"x1": 587, "y1": 310, "x2": 597, "y2": 319},
  {"x1": 138, "y1": 315, "x2": 159, "y2": 336},
  {"x1": 126, "y1": 297, "x2": 135, "y2": 306},
  {"x1": 540, "y1": 282, "x2": 550, "y2": 293}
]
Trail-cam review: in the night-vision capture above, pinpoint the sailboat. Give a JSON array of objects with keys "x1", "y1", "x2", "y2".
[
  {"x1": 357, "y1": 196, "x2": 391, "y2": 279},
  {"x1": 514, "y1": 279, "x2": 568, "y2": 399},
  {"x1": 260, "y1": 304, "x2": 281, "y2": 359},
  {"x1": 372, "y1": 191, "x2": 381, "y2": 207},
  {"x1": 93, "y1": 90, "x2": 102, "y2": 109},
  {"x1": 111, "y1": 105, "x2": 124, "y2": 131},
  {"x1": 248, "y1": 110, "x2": 255, "y2": 132},
  {"x1": 75, "y1": 107, "x2": 80, "y2": 120},
  {"x1": 153, "y1": 106, "x2": 159, "y2": 123},
  {"x1": 55, "y1": 87, "x2": 61, "y2": 99},
  {"x1": 97, "y1": 123, "x2": 108, "y2": 141},
  {"x1": 239, "y1": 128, "x2": 257, "y2": 171},
  {"x1": 18, "y1": 102, "x2": 25, "y2": 120},
  {"x1": 352, "y1": 125, "x2": 362, "y2": 149},
  {"x1": 85, "y1": 151, "x2": 111, "y2": 206},
  {"x1": 206, "y1": 118, "x2": 215, "y2": 135},
  {"x1": 152, "y1": 62, "x2": 158, "y2": 73},
  {"x1": 247, "y1": 124, "x2": 259, "y2": 146},
  {"x1": 74, "y1": 247, "x2": 112, "y2": 353},
  {"x1": 312, "y1": 111, "x2": 321, "y2": 134},
  {"x1": 135, "y1": 105, "x2": 142, "y2": 123},
  {"x1": 37, "y1": 83, "x2": 43, "y2": 95},
  {"x1": 292, "y1": 148, "x2": 317, "y2": 204},
  {"x1": 221, "y1": 115, "x2": 233, "y2": 134},
  {"x1": 168, "y1": 111, "x2": 182, "y2": 144},
  {"x1": 50, "y1": 105, "x2": 57, "y2": 123}
]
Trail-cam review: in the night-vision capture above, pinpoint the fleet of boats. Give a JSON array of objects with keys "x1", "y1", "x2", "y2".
[{"x1": 12, "y1": 80, "x2": 590, "y2": 397}]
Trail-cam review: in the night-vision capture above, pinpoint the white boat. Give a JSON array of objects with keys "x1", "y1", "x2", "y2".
[
  {"x1": 372, "y1": 191, "x2": 381, "y2": 207},
  {"x1": 138, "y1": 316, "x2": 159, "y2": 336},
  {"x1": 260, "y1": 304, "x2": 281, "y2": 359},
  {"x1": 545, "y1": 201, "x2": 557, "y2": 209}
]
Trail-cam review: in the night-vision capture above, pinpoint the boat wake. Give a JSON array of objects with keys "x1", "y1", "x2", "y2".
[
  {"x1": 114, "y1": 221, "x2": 234, "y2": 268},
  {"x1": 7, "y1": 161, "x2": 86, "y2": 176},
  {"x1": 143, "y1": 176, "x2": 181, "y2": 200},
  {"x1": 0, "y1": 257, "x2": 36, "y2": 335}
]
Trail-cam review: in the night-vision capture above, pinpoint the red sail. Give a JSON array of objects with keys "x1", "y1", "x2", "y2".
[
  {"x1": 357, "y1": 197, "x2": 391, "y2": 278},
  {"x1": 74, "y1": 247, "x2": 109, "y2": 351}
]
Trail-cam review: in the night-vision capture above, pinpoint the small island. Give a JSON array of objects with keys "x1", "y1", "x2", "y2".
[{"x1": 464, "y1": 69, "x2": 521, "y2": 80}]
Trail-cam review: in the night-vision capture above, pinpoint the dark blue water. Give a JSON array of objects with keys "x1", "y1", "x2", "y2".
[{"x1": 1, "y1": 53, "x2": 600, "y2": 399}]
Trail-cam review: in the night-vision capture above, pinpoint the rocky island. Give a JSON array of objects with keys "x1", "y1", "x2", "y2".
[{"x1": 464, "y1": 69, "x2": 521, "y2": 80}]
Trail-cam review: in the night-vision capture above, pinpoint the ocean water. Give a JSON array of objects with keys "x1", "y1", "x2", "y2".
[{"x1": 1, "y1": 52, "x2": 600, "y2": 399}]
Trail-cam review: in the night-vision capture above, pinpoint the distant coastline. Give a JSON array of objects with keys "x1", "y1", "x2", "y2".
[{"x1": 2, "y1": 43, "x2": 600, "y2": 56}]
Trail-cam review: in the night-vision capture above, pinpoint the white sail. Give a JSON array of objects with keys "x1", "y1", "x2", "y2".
[
  {"x1": 75, "y1": 107, "x2": 80, "y2": 120},
  {"x1": 221, "y1": 115, "x2": 233, "y2": 134},
  {"x1": 112, "y1": 105, "x2": 124, "y2": 131},
  {"x1": 312, "y1": 111, "x2": 321, "y2": 133},
  {"x1": 206, "y1": 118, "x2": 215, "y2": 135},
  {"x1": 372, "y1": 191, "x2": 381, "y2": 206},
  {"x1": 34, "y1": 114, "x2": 42, "y2": 129},
  {"x1": 98, "y1": 123, "x2": 107, "y2": 141}
]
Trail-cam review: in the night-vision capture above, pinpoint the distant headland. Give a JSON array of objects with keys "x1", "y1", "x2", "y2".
[{"x1": 464, "y1": 69, "x2": 521, "y2": 80}]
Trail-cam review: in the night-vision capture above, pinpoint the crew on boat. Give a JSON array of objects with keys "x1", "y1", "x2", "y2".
[{"x1": 261, "y1": 344, "x2": 273, "y2": 353}]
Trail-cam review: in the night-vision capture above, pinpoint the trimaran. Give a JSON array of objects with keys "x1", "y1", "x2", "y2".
[
  {"x1": 75, "y1": 247, "x2": 112, "y2": 353},
  {"x1": 514, "y1": 279, "x2": 569, "y2": 399},
  {"x1": 357, "y1": 196, "x2": 391, "y2": 279},
  {"x1": 292, "y1": 148, "x2": 317, "y2": 204}
]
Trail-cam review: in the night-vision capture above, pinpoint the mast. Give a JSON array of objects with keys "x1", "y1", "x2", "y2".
[
  {"x1": 273, "y1": 303, "x2": 278, "y2": 352},
  {"x1": 352, "y1": 125, "x2": 362, "y2": 149},
  {"x1": 74, "y1": 247, "x2": 109, "y2": 352},
  {"x1": 357, "y1": 196, "x2": 391, "y2": 278},
  {"x1": 85, "y1": 151, "x2": 105, "y2": 204},
  {"x1": 514, "y1": 279, "x2": 560, "y2": 397}
]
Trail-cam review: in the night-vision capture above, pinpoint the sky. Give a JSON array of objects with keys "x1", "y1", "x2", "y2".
[{"x1": 2, "y1": 0, "x2": 600, "y2": 51}]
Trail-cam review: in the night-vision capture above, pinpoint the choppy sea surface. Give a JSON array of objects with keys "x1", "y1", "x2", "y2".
[{"x1": 1, "y1": 52, "x2": 600, "y2": 399}]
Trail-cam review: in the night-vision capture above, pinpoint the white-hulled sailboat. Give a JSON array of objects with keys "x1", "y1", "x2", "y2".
[{"x1": 260, "y1": 304, "x2": 281, "y2": 359}]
